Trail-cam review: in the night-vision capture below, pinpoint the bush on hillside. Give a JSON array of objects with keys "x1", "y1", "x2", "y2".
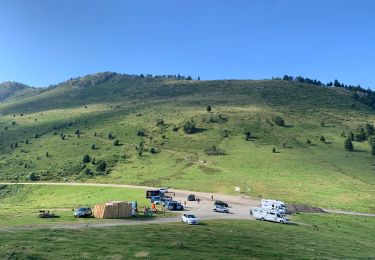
[
  {"x1": 150, "y1": 147, "x2": 159, "y2": 154},
  {"x1": 137, "y1": 129, "x2": 147, "y2": 137},
  {"x1": 28, "y1": 172, "x2": 40, "y2": 181},
  {"x1": 273, "y1": 116, "x2": 285, "y2": 127},
  {"x1": 272, "y1": 147, "x2": 276, "y2": 153},
  {"x1": 306, "y1": 139, "x2": 311, "y2": 145},
  {"x1": 108, "y1": 132, "x2": 114, "y2": 139},
  {"x1": 245, "y1": 131, "x2": 252, "y2": 141},
  {"x1": 82, "y1": 155, "x2": 91, "y2": 163},
  {"x1": 206, "y1": 105, "x2": 212, "y2": 112},
  {"x1": 344, "y1": 138, "x2": 354, "y2": 151},
  {"x1": 183, "y1": 119, "x2": 197, "y2": 134},
  {"x1": 156, "y1": 119, "x2": 165, "y2": 126},
  {"x1": 320, "y1": 135, "x2": 326, "y2": 142},
  {"x1": 204, "y1": 146, "x2": 225, "y2": 156},
  {"x1": 113, "y1": 139, "x2": 120, "y2": 146},
  {"x1": 96, "y1": 161, "x2": 107, "y2": 173}
]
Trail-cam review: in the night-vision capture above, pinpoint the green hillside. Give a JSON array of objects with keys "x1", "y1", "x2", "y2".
[
  {"x1": 1, "y1": 72, "x2": 374, "y2": 212},
  {"x1": 0, "y1": 82, "x2": 40, "y2": 102}
]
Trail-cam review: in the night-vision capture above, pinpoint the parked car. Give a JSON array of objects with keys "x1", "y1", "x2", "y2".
[
  {"x1": 158, "y1": 187, "x2": 169, "y2": 193},
  {"x1": 251, "y1": 207, "x2": 288, "y2": 224},
  {"x1": 74, "y1": 207, "x2": 92, "y2": 218},
  {"x1": 150, "y1": 196, "x2": 162, "y2": 203},
  {"x1": 214, "y1": 200, "x2": 229, "y2": 207},
  {"x1": 165, "y1": 200, "x2": 184, "y2": 211},
  {"x1": 182, "y1": 214, "x2": 199, "y2": 225},
  {"x1": 187, "y1": 194, "x2": 196, "y2": 201},
  {"x1": 213, "y1": 204, "x2": 229, "y2": 213}
]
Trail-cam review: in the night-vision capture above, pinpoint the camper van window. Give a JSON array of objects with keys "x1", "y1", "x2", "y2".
[{"x1": 270, "y1": 212, "x2": 275, "y2": 215}]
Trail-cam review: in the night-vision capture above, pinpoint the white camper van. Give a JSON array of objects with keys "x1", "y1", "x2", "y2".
[
  {"x1": 260, "y1": 199, "x2": 287, "y2": 214},
  {"x1": 250, "y1": 207, "x2": 289, "y2": 224}
]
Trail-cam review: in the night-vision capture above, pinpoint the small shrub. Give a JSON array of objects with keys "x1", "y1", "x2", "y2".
[
  {"x1": 221, "y1": 129, "x2": 230, "y2": 138},
  {"x1": 96, "y1": 161, "x2": 107, "y2": 172},
  {"x1": 25, "y1": 139, "x2": 29, "y2": 144},
  {"x1": 320, "y1": 135, "x2": 326, "y2": 142},
  {"x1": 172, "y1": 125, "x2": 179, "y2": 132},
  {"x1": 156, "y1": 119, "x2": 165, "y2": 126},
  {"x1": 306, "y1": 139, "x2": 311, "y2": 145},
  {"x1": 150, "y1": 147, "x2": 159, "y2": 154},
  {"x1": 113, "y1": 139, "x2": 120, "y2": 146},
  {"x1": 245, "y1": 131, "x2": 252, "y2": 141},
  {"x1": 273, "y1": 116, "x2": 285, "y2": 126},
  {"x1": 29, "y1": 173, "x2": 39, "y2": 181},
  {"x1": 344, "y1": 138, "x2": 354, "y2": 151},
  {"x1": 183, "y1": 119, "x2": 196, "y2": 134},
  {"x1": 137, "y1": 129, "x2": 147, "y2": 137},
  {"x1": 206, "y1": 105, "x2": 212, "y2": 112},
  {"x1": 272, "y1": 147, "x2": 276, "y2": 153},
  {"x1": 33, "y1": 134, "x2": 39, "y2": 139},
  {"x1": 84, "y1": 168, "x2": 93, "y2": 176},
  {"x1": 46, "y1": 152, "x2": 49, "y2": 157},
  {"x1": 82, "y1": 155, "x2": 91, "y2": 163},
  {"x1": 91, "y1": 144, "x2": 96, "y2": 149},
  {"x1": 204, "y1": 146, "x2": 225, "y2": 155},
  {"x1": 108, "y1": 132, "x2": 114, "y2": 139},
  {"x1": 75, "y1": 129, "x2": 80, "y2": 135}
]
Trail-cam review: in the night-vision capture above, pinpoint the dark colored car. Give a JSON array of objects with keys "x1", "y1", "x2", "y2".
[
  {"x1": 214, "y1": 200, "x2": 229, "y2": 207},
  {"x1": 74, "y1": 207, "x2": 92, "y2": 217},
  {"x1": 187, "y1": 194, "x2": 196, "y2": 201}
]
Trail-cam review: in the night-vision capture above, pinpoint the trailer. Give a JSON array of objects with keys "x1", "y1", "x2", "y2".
[{"x1": 250, "y1": 207, "x2": 288, "y2": 224}]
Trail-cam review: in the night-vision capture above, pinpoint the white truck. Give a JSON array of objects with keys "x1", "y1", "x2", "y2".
[
  {"x1": 250, "y1": 207, "x2": 289, "y2": 224},
  {"x1": 260, "y1": 199, "x2": 287, "y2": 214}
]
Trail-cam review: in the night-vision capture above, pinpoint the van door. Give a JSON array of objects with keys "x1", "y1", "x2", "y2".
[{"x1": 266, "y1": 212, "x2": 276, "y2": 221}]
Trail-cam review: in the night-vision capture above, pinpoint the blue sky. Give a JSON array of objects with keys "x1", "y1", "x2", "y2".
[{"x1": 0, "y1": 0, "x2": 374, "y2": 88}]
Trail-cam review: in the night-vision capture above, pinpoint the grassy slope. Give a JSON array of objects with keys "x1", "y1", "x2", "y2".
[
  {"x1": 0, "y1": 215, "x2": 374, "y2": 259},
  {"x1": 0, "y1": 76, "x2": 375, "y2": 211}
]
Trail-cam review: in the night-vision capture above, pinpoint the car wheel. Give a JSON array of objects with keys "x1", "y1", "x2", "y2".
[
  {"x1": 261, "y1": 217, "x2": 265, "y2": 221},
  {"x1": 280, "y1": 220, "x2": 284, "y2": 224}
]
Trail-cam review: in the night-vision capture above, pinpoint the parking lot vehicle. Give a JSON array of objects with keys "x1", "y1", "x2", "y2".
[
  {"x1": 182, "y1": 214, "x2": 199, "y2": 224},
  {"x1": 74, "y1": 207, "x2": 92, "y2": 218},
  {"x1": 165, "y1": 200, "x2": 184, "y2": 211},
  {"x1": 251, "y1": 207, "x2": 288, "y2": 224},
  {"x1": 213, "y1": 204, "x2": 229, "y2": 213},
  {"x1": 150, "y1": 196, "x2": 162, "y2": 203},
  {"x1": 260, "y1": 199, "x2": 287, "y2": 214},
  {"x1": 158, "y1": 187, "x2": 169, "y2": 193},
  {"x1": 187, "y1": 194, "x2": 196, "y2": 201},
  {"x1": 146, "y1": 190, "x2": 161, "y2": 198},
  {"x1": 214, "y1": 200, "x2": 229, "y2": 207}
]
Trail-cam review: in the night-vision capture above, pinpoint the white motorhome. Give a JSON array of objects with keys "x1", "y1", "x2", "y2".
[
  {"x1": 250, "y1": 207, "x2": 288, "y2": 224},
  {"x1": 260, "y1": 199, "x2": 287, "y2": 214}
]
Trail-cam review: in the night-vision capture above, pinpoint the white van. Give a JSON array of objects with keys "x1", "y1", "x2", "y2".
[
  {"x1": 260, "y1": 199, "x2": 287, "y2": 214},
  {"x1": 250, "y1": 207, "x2": 288, "y2": 224}
]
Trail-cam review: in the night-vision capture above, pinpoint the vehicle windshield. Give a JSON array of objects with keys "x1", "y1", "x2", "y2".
[
  {"x1": 77, "y1": 208, "x2": 87, "y2": 211},
  {"x1": 187, "y1": 215, "x2": 196, "y2": 218}
]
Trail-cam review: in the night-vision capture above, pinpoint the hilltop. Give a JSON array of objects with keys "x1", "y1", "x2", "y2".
[
  {"x1": 0, "y1": 81, "x2": 40, "y2": 102},
  {"x1": 0, "y1": 72, "x2": 374, "y2": 212}
]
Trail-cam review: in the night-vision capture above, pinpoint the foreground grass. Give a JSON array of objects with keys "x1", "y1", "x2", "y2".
[
  {"x1": 0, "y1": 185, "x2": 151, "y2": 226},
  {"x1": 0, "y1": 214, "x2": 374, "y2": 259}
]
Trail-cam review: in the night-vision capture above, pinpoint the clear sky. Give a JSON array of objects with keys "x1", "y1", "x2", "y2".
[{"x1": 0, "y1": 0, "x2": 374, "y2": 88}]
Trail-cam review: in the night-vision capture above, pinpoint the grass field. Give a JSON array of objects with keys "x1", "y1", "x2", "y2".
[
  {"x1": 0, "y1": 184, "x2": 152, "y2": 226},
  {"x1": 0, "y1": 214, "x2": 374, "y2": 259},
  {"x1": 1, "y1": 75, "x2": 375, "y2": 212}
]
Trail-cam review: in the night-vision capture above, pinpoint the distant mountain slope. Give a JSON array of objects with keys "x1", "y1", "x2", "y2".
[
  {"x1": 0, "y1": 72, "x2": 374, "y2": 213},
  {"x1": 0, "y1": 81, "x2": 40, "y2": 103}
]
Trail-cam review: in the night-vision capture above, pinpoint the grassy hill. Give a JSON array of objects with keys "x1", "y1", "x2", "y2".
[
  {"x1": 0, "y1": 82, "x2": 40, "y2": 102},
  {"x1": 1, "y1": 72, "x2": 374, "y2": 212}
]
